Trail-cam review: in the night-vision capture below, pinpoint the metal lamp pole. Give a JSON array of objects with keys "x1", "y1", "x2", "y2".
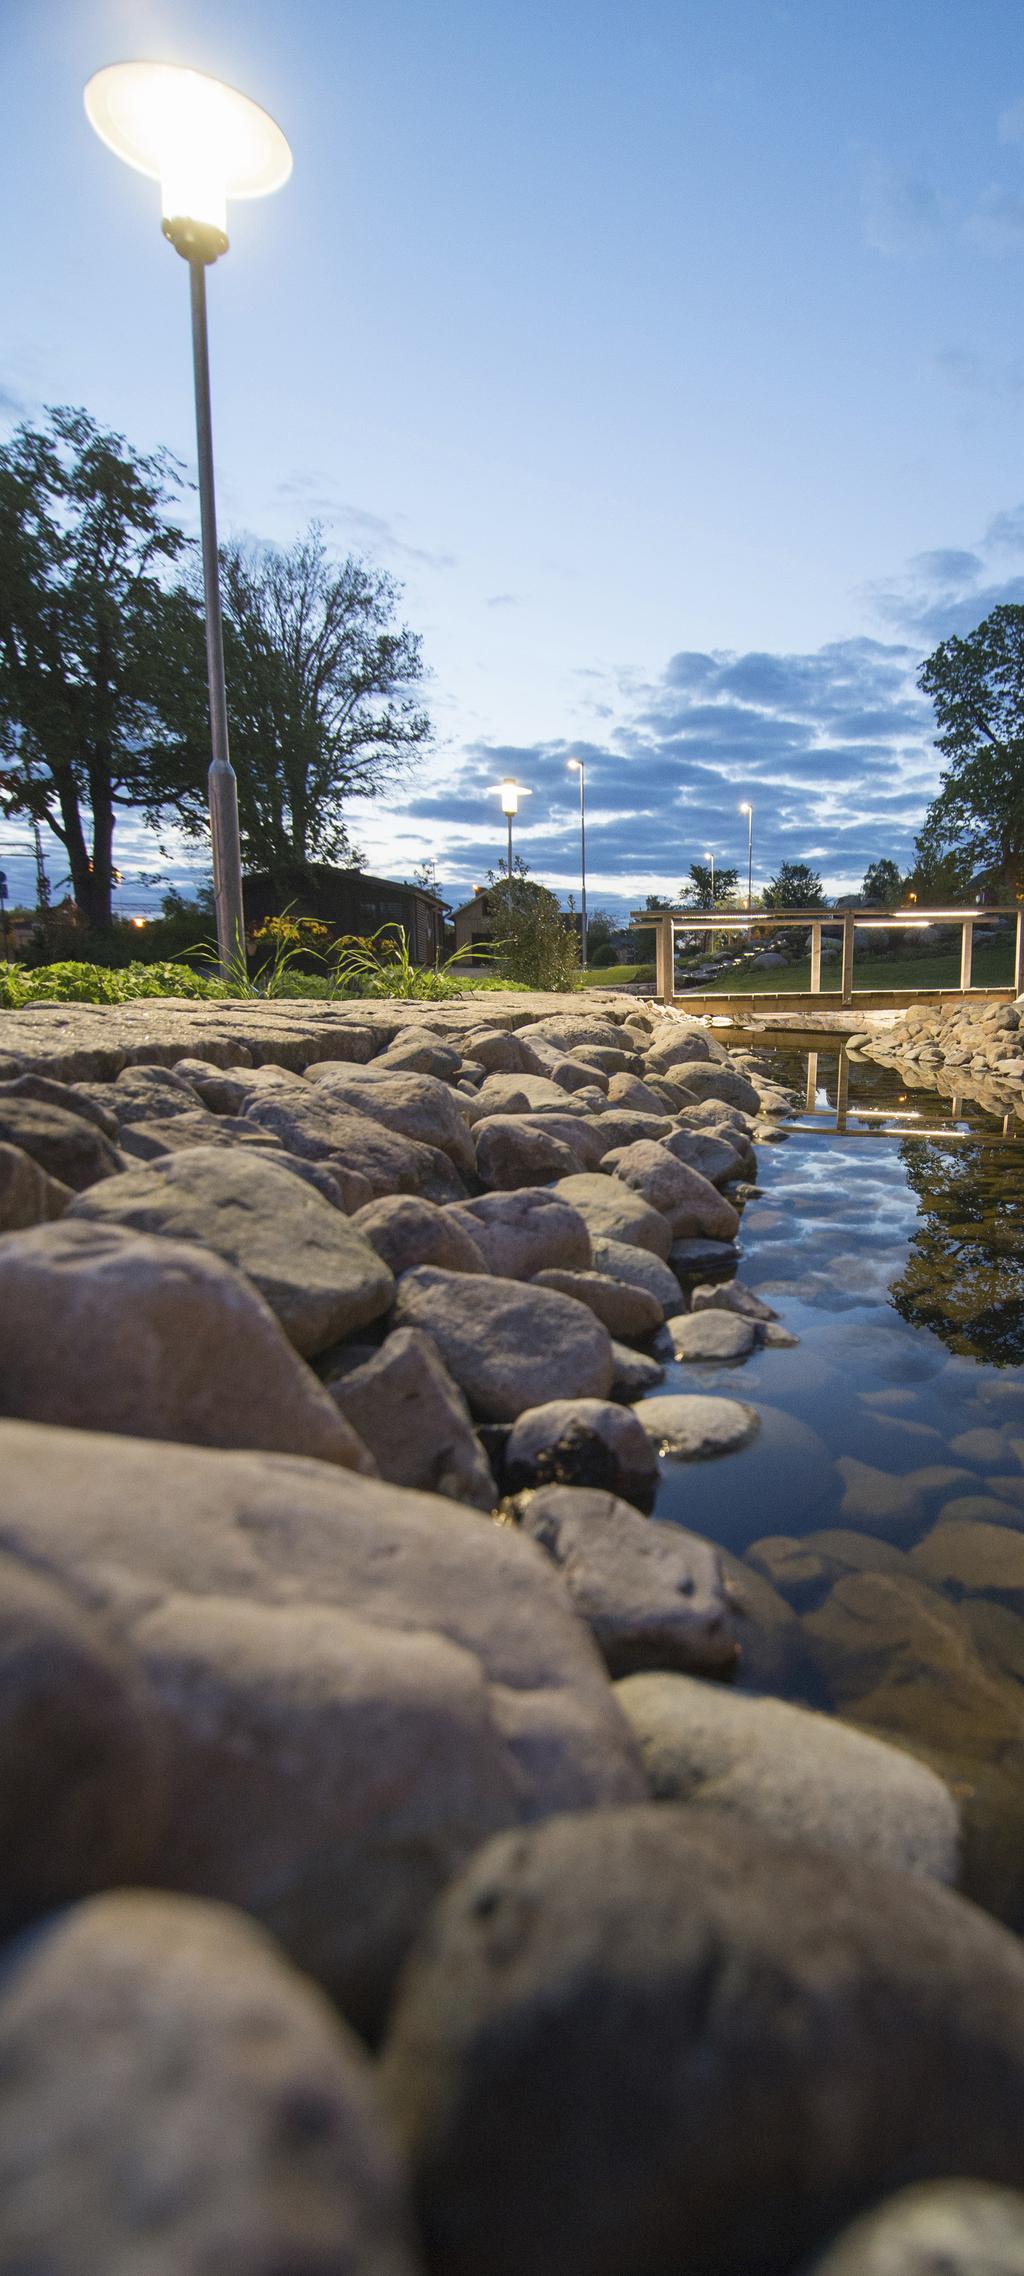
[
  {"x1": 740, "y1": 803, "x2": 753, "y2": 911},
  {"x1": 569, "y1": 758, "x2": 587, "y2": 967},
  {"x1": 498, "y1": 777, "x2": 531, "y2": 873},
  {"x1": 84, "y1": 61, "x2": 292, "y2": 978}
]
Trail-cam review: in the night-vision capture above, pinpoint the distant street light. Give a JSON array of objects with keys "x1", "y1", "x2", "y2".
[
  {"x1": 84, "y1": 60, "x2": 292, "y2": 977},
  {"x1": 703, "y1": 849, "x2": 715, "y2": 904},
  {"x1": 495, "y1": 776, "x2": 532, "y2": 873},
  {"x1": 739, "y1": 802, "x2": 753, "y2": 911},
  {"x1": 568, "y1": 758, "x2": 588, "y2": 968}
]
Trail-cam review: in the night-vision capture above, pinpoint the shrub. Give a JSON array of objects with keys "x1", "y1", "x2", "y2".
[{"x1": 487, "y1": 863, "x2": 580, "y2": 991}]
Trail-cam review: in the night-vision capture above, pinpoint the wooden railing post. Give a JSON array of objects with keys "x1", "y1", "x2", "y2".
[
  {"x1": 959, "y1": 919, "x2": 974, "y2": 993},
  {"x1": 840, "y1": 912, "x2": 855, "y2": 1005},
  {"x1": 810, "y1": 922, "x2": 822, "y2": 993},
  {"x1": 1015, "y1": 910, "x2": 1024, "y2": 997},
  {"x1": 655, "y1": 914, "x2": 673, "y2": 1005}
]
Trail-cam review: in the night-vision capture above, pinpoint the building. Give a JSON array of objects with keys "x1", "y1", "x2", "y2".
[
  {"x1": 242, "y1": 865, "x2": 448, "y2": 967},
  {"x1": 451, "y1": 887, "x2": 495, "y2": 960}
]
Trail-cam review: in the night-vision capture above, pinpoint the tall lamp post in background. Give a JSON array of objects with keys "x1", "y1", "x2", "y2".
[
  {"x1": 84, "y1": 61, "x2": 292, "y2": 976},
  {"x1": 704, "y1": 848, "x2": 715, "y2": 953},
  {"x1": 496, "y1": 776, "x2": 531, "y2": 873},
  {"x1": 739, "y1": 802, "x2": 753, "y2": 911},
  {"x1": 568, "y1": 757, "x2": 587, "y2": 968}
]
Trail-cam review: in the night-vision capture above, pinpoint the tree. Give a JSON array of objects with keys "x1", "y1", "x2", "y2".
[
  {"x1": 165, "y1": 526, "x2": 431, "y2": 873},
  {"x1": 679, "y1": 862, "x2": 739, "y2": 912},
  {"x1": 762, "y1": 860, "x2": 826, "y2": 910},
  {"x1": 861, "y1": 857, "x2": 905, "y2": 907},
  {"x1": 917, "y1": 604, "x2": 1024, "y2": 897},
  {"x1": 0, "y1": 406, "x2": 191, "y2": 930},
  {"x1": 486, "y1": 856, "x2": 579, "y2": 990}
]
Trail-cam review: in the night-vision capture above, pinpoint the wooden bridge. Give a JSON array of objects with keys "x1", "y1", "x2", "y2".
[{"x1": 630, "y1": 905, "x2": 1024, "y2": 1012}]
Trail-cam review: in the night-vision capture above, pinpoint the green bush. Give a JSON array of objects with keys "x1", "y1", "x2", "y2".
[
  {"x1": 0, "y1": 960, "x2": 227, "y2": 1008},
  {"x1": 487, "y1": 864, "x2": 580, "y2": 991}
]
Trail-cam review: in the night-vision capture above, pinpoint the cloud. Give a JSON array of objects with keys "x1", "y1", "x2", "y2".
[
  {"x1": 485, "y1": 593, "x2": 519, "y2": 609},
  {"x1": 860, "y1": 157, "x2": 949, "y2": 257},
  {"x1": 273, "y1": 473, "x2": 457, "y2": 569}
]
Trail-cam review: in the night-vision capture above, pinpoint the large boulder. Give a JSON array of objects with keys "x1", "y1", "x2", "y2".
[
  {"x1": 668, "y1": 1061, "x2": 762, "y2": 1115},
  {"x1": 617, "y1": 1672, "x2": 959, "y2": 1882},
  {"x1": 472, "y1": 1115, "x2": 582, "y2": 1189},
  {"x1": 515, "y1": 1485, "x2": 738, "y2": 1674},
  {"x1": 393, "y1": 1267, "x2": 614, "y2": 1420},
  {"x1": 531, "y1": 1267, "x2": 664, "y2": 1337},
  {"x1": 327, "y1": 1328, "x2": 496, "y2": 1509},
  {"x1": 0, "y1": 1419, "x2": 644, "y2": 2033},
  {"x1": 0, "y1": 1220, "x2": 373, "y2": 1469},
  {"x1": 0, "y1": 1890, "x2": 424, "y2": 2276},
  {"x1": 637, "y1": 1391, "x2": 761, "y2": 1457},
  {"x1": 502, "y1": 1398, "x2": 660, "y2": 1507},
  {"x1": 602, "y1": 1139, "x2": 741, "y2": 1240},
  {"x1": 446, "y1": 1188, "x2": 592, "y2": 1278},
  {"x1": 0, "y1": 1139, "x2": 70, "y2": 1230},
  {"x1": 465, "y1": 1073, "x2": 593, "y2": 1121},
  {"x1": 0, "y1": 1091, "x2": 122, "y2": 1189},
  {"x1": 351, "y1": 1193, "x2": 488, "y2": 1277},
  {"x1": 305, "y1": 1063, "x2": 475, "y2": 1176},
  {"x1": 552, "y1": 1172, "x2": 674, "y2": 1258},
  {"x1": 381, "y1": 1810, "x2": 1024, "y2": 2276},
  {"x1": 66, "y1": 1144, "x2": 394, "y2": 1357},
  {"x1": 242, "y1": 1090, "x2": 466, "y2": 1204}
]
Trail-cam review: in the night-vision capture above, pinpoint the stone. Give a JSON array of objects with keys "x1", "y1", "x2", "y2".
[
  {"x1": 378, "y1": 1032, "x2": 462, "y2": 1078},
  {"x1": 327, "y1": 1328, "x2": 495, "y2": 1509},
  {"x1": 514, "y1": 1485, "x2": 737, "y2": 1674},
  {"x1": 0, "y1": 1557, "x2": 166, "y2": 1936},
  {"x1": 2, "y1": 1071, "x2": 120, "y2": 1137},
  {"x1": 617, "y1": 1671, "x2": 959, "y2": 1883},
  {"x1": 667, "y1": 1060, "x2": 762, "y2": 1114},
  {"x1": 691, "y1": 1278, "x2": 779, "y2": 1321},
  {"x1": 745, "y1": 1533, "x2": 837, "y2": 1609},
  {"x1": 466, "y1": 1072, "x2": 593, "y2": 1120},
  {"x1": 505, "y1": 1110, "x2": 609, "y2": 1167},
  {"x1": 668, "y1": 1235, "x2": 742, "y2": 1278},
  {"x1": 642, "y1": 1025, "x2": 713, "y2": 1072},
  {"x1": 446, "y1": 1188, "x2": 592, "y2": 1278},
  {"x1": 381, "y1": 1809, "x2": 1024, "y2": 2276},
  {"x1": 660, "y1": 1123, "x2": 747, "y2": 1185},
  {"x1": 835, "y1": 1458, "x2": 975, "y2": 1542},
  {"x1": 502, "y1": 1398, "x2": 660, "y2": 1507},
  {"x1": 531, "y1": 1267, "x2": 664, "y2": 1337},
  {"x1": 609, "y1": 1342, "x2": 665, "y2": 1398},
  {"x1": 605, "y1": 1072, "x2": 675, "y2": 1114},
  {"x1": 101, "y1": 1062, "x2": 208, "y2": 1122},
  {"x1": 553, "y1": 1172, "x2": 674, "y2": 1258},
  {"x1": 661, "y1": 1310, "x2": 757, "y2": 1361},
  {"x1": 796, "y1": 2181, "x2": 1024, "y2": 2276},
  {"x1": 0, "y1": 1091, "x2": 122, "y2": 1189},
  {"x1": 676, "y1": 1097, "x2": 756, "y2": 1144},
  {"x1": 950, "y1": 1425, "x2": 1016, "y2": 1466},
  {"x1": 716, "y1": 1546, "x2": 813, "y2": 1691},
  {"x1": 589, "y1": 1109, "x2": 676, "y2": 1150},
  {"x1": 66, "y1": 1144, "x2": 395, "y2": 1358},
  {"x1": 243, "y1": 1090, "x2": 466, "y2": 1204},
  {"x1": 519, "y1": 1014, "x2": 628, "y2": 1052},
  {"x1": 569, "y1": 1043, "x2": 639, "y2": 1076},
  {"x1": 459, "y1": 1027, "x2": 537, "y2": 1073},
  {"x1": 590, "y1": 1235, "x2": 686, "y2": 1315},
  {"x1": 393, "y1": 1267, "x2": 614, "y2": 1420},
  {"x1": 472, "y1": 1114, "x2": 582, "y2": 1187},
  {"x1": 0, "y1": 1220, "x2": 374, "y2": 1469},
  {"x1": 602, "y1": 1139, "x2": 741, "y2": 1239},
  {"x1": 636, "y1": 1391, "x2": 760, "y2": 1456},
  {"x1": 803, "y1": 1571, "x2": 1024, "y2": 1765},
  {"x1": 0, "y1": 1139, "x2": 70, "y2": 1229},
  {"x1": 0, "y1": 1890, "x2": 424, "y2": 2276},
  {"x1": 306, "y1": 1063, "x2": 475, "y2": 1175},
  {"x1": 910, "y1": 1518, "x2": 1024, "y2": 1610},
  {"x1": 0, "y1": 1418, "x2": 644, "y2": 2032},
  {"x1": 351, "y1": 1193, "x2": 488, "y2": 1277}
]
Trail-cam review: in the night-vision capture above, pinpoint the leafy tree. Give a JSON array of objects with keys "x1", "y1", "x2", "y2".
[
  {"x1": 165, "y1": 525, "x2": 430, "y2": 873},
  {"x1": 762, "y1": 860, "x2": 826, "y2": 910},
  {"x1": 487, "y1": 856, "x2": 579, "y2": 990},
  {"x1": 903, "y1": 838, "x2": 975, "y2": 907},
  {"x1": 917, "y1": 604, "x2": 1024, "y2": 897},
  {"x1": 679, "y1": 862, "x2": 739, "y2": 912},
  {"x1": 861, "y1": 857, "x2": 905, "y2": 907},
  {"x1": 0, "y1": 406, "x2": 190, "y2": 930}
]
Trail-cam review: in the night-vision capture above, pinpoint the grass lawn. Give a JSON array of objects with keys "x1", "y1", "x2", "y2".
[{"x1": 679, "y1": 940, "x2": 1017, "y2": 995}]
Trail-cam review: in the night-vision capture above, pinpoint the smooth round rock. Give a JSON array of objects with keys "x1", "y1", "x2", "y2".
[
  {"x1": 637, "y1": 1392, "x2": 761, "y2": 1457},
  {"x1": 796, "y1": 2180, "x2": 1024, "y2": 2276},
  {"x1": 664, "y1": 1311, "x2": 757, "y2": 1361},
  {"x1": 503, "y1": 1398, "x2": 660, "y2": 1508}
]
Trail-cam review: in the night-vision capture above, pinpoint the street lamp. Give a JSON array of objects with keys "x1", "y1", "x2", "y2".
[
  {"x1": 739, "y1": 802, "x2": 753, "y2": 911},
  {"x1": 84, "y1": 61, "x2": 292, "y2": 977},
  {"x1": 495, "y1": 776, "x2": 531, "y2": 873},
  {"x1": 568, "y1": 758, "x2": 587, "y2": 968},
  {"x1": 703, "y1": 849, "x2": 715, "y2": 905}
]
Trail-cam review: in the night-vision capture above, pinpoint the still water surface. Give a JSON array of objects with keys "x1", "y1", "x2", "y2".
[{"x1": 646, "y1": 1051, "x2": 1024, "y2": 1917}]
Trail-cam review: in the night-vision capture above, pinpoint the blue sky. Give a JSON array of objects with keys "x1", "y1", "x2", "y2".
[{"x1": 5, "y1": 0, "x2": 1024, "y2": 923}]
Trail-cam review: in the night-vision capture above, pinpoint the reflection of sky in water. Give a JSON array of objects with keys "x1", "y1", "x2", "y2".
[{"x1": 648, "y1": 1054, "x2": 1024, "y2": 1557}]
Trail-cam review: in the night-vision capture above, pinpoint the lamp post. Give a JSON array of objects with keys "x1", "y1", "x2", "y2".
[
  {"x1": 703, "y1": 849, "x2": 715, "y2": 905},
  {"x1": 739, "y1": 802, "x2": 753, "y2": 912},
  {"x1": 568, "y1": 757, "x2": 587, "y2": 968},
  {"x1": 496, "y1": 776, "x2": 531, "y2": 873},
  {"x1": 84, "y1": 61, "x2": 292, "y2": 977}
]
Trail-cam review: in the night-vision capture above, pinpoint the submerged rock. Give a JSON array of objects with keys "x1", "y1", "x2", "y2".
[{"x1": 513, "y1": 1485, "x2": 738, "y2": 1674}]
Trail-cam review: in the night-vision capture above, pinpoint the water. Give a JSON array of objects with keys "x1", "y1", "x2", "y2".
[{"x1": 645, "y1": 1050, "x2": 1024, "y2": 1919}]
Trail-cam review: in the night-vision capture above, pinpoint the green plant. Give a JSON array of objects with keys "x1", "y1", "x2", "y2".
[
  {"x1": 0, "y1": 959, "x2": 226, "y2": 1008},
  {"x1": 329, "y1": 926, "x2": 489, "y2": 999},
  {"x1": 486, "y1": 859, "x2": 580, "y2": 991}
]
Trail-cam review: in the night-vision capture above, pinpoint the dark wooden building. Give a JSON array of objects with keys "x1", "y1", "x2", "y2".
[{"x1": 242, "y1": 865, "x2": 448, "y2": 966}]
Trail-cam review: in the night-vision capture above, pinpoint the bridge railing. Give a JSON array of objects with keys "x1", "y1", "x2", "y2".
[{"x1": 628, "y1": 905, "x2": 1024, "y2": 1008}]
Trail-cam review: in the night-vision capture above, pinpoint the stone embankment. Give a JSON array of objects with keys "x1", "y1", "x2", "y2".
[
  {"x1": 0, "y1": 989, "x2": 1022, "y2": 2275},
  {"x1": 850, "y1": 992, "x2": 1024, "y2": 1119}
]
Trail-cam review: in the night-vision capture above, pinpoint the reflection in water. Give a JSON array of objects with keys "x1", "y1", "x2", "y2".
[{"x1": 892, "y1": 1138, "x2": 1024, "y2": 1365}]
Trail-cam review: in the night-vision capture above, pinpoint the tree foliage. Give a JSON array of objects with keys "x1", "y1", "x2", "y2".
[
  {"x1": 762, "y1": 860, "x2": 826, "y2": 910},
  {"x1": 486, "y1": 857, "x2": 580, "y2": 990},
  {"x1": 679, "y1": 862, "x2": 739, "y2": 912},
  {"x1": 861, "y1": 857, "x2": 905, "y2": 907},
  {"x1": 0, "y1": 406, "x2": 189, "y2": 929},
  {"x1": 166, "y1": 526, "x2": 431, "y2": 873},
  {"x1": 917, "y1": 604, "x2": 1024, "y2": 897}
]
